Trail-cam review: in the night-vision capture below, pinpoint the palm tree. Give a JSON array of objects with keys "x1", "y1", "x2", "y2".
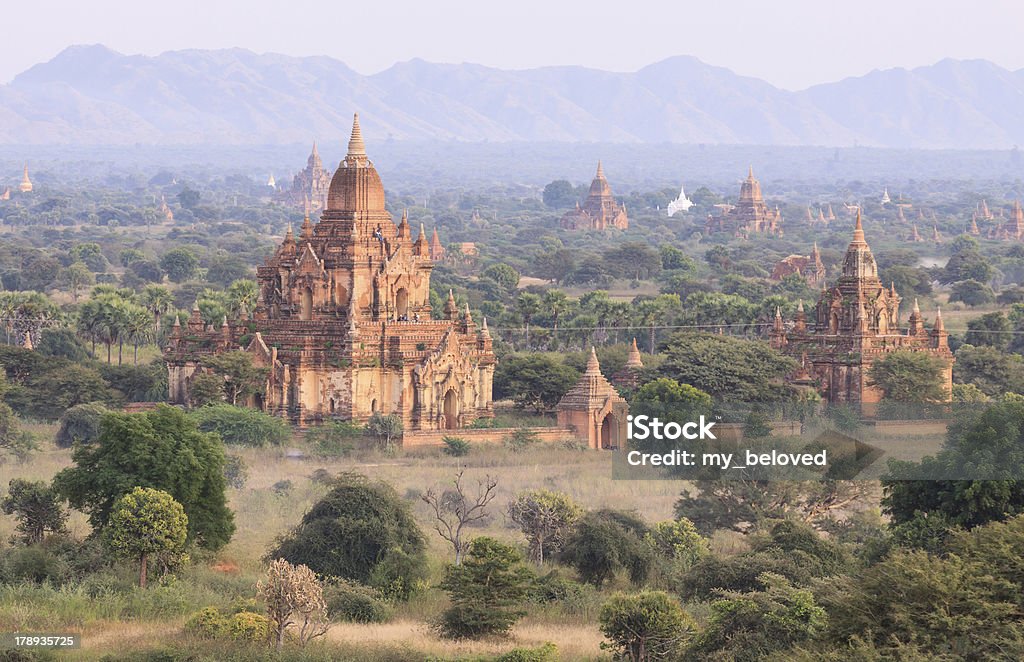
[
  {"x1": 77, "y1": 299, "x2": 103, "y2": 356},
  {"x1": 142, "y1": 285, "x2": 174, "y2": 332},
  {"x1": 123, "y1": 304, "x2": 153, "y2": 365},
  {"x1": 541, "y1": 289, "x2": 569, "y2": 348},
  {"x1": 0, "y1": 293, "x2": 18, "y2": 344},
  {"x1": 226, "y1": 279, "x2": 258, "y2": 317},
  {"x1": 514, "y1": 292, "x2": 542, "y2": 349}
]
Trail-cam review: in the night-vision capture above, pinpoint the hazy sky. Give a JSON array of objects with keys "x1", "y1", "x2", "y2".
[{"x1": 4, "y1": 0, "x2": 1024, "y2": 89}]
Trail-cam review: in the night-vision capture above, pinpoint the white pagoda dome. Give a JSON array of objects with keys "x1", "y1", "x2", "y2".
[{"x1": 667, "y1": 183, "x2": 693, "y2": 216}]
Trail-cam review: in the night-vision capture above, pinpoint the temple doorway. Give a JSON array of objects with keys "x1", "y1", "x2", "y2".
[
  {"x1": 599, "y1": 414, "x2": 616, "y2": 449},
  {"x1": 443, "y1": 389, "x2": 458, "y2": 430},
  {"x1": 301, "y1": 287, "x2": 313, "y2": 320},
  {"x1": 396, "y1": 288, "x2": 409, "y2": 319}
]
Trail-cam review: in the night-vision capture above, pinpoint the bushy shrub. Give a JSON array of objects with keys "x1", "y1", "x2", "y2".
[
  {"x1": 529, "y1": 572, "x2": 594, "y2": 615},
  {"x1": 495, "y1": 642, "x2": 558, "y2": 662},
  {"x1": 268, "y1": 473, "x2": 428, "y2": 601},
  {"x1": 442, "y1": 436, "x2": 471, "y2": 457},
  {"x1": 55, "y1": 402, "x2": 109, "y2": 448},
  {"x1": 307, "y1": 421, "x2": 364, "y2": 457},
  {"x1": 225, "y1": 611, "x2": 271, "y2": 642},
  {"x1": 599, "y1": 591, "x2": 694, "y2": 662},
  {"x1": 0, "y1": 545, "x2": 70, "y2": 584},
  {"x1": 223, "y1": 454, "x2": 248, "y2": 489},
  {"x1": 185, "y1": 607, "x2": 227, "y2": 638},
  {"x1": 503, "y1": 428, "x2": 539, "y2": 452},
  {"x1": 308, "y1": 468, "x2": 335, "y2": 485},
  {"x1": 323, "y1": 579, "x2": 392, "y2": 623},
  {"x1": 190, "y1": 404, "x2": 290, "y2": 447}
]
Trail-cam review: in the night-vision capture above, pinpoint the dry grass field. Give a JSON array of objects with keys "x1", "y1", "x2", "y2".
[{"x1": 0, "y1": 425, "x2": 709, "y2": 660}]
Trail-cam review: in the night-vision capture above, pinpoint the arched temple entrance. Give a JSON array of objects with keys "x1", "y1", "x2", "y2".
[
  {"x1": 396, "y1": 288, "x2": 409, "y2": 319},
  {"x1": 599, "y1": 414, "x2": 616, "y2": 450},
  {"x1": 443, "y1": 389, "x2": 458, "y2": 430},
  {"x1": 301, "y1": 287, "x2": 313, "y2": 320}
]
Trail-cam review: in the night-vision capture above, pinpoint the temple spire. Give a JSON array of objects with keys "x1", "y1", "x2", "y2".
[
  {"x1": 585, "y1": 347, "x2": 601, "y2": 375},
  {"x1": 934, "y1": 307, "x2": 945, "y2": 332},
  {"x1": 853, "y1": 207, "x2": 865, "y2": 243},
  {"x1": 625, "y1": 338, "x2": 644, "y2": 368},
  {"x1": 347, "y1": 113, "x2": 366, "y2": 158},
  {"x1": 596, "y1": 160, "x2": 604, "y2": 179}
]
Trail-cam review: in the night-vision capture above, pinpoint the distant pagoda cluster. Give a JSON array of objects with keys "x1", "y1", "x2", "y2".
[
  {"x1": 705, "y1": 167, "x2": 782, "y2": 237},
  {"x1": 804, "y1": 204, "x2": 835, "y2": 225},
  {"x1": 771, "y1": 211, "x2": 953, "y2": 415},
  {"x1": 284, "y1": 142, "x2": 333, "y2": 212},
  {"x1": 560, "y1": 161, "x2": 629, "y2": 231}
]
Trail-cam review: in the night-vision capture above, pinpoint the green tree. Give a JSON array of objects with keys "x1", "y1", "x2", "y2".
[
  {"x1": 603, "y1": 243, "x2": 662, "y2": 281},
  {"x1": 514, "y1": 292, "x2": 542, "y2": 347},
  {"x1": 561, "y1": 510, "x2": 652, "y2": 587},
  {"x1": 58, "y1": 262, "x2": 95, "y2": 302},
  {"x1": 108, "y1": 487, "x2": 188, "y2": 588},
  {"x1": 867, "y1": 350, "x2": 948, "y2": 403},
  {"x1": 55, "y1": 402, "x2": 109, "y2": 448},
  {"x1": 53, "y1": 405, "x2": 234, "y2": 550},
  {"x1": 599, "y1": 591, "x2": 694, "y2": 662},
  {"x1": 366, "y1": 413, "x2": 403, "y2": 452},
  {"x1": 954, "y1": 344, "x2": 1024, "y2": 397},
  {"x1": 160, "y1": 247, "x2": 200, "y2": 283},
  {"x1": 141, "y1": 285, "x2": 175, "y2": 332},
  {"x1": 69, "y1": 242, "x2": 108, "y2": 272},
  {"x1": 269, "y1": 473, "x2": 427, "y2": 600},
  {"x1": 687, "y1": 573, "x2": 827, "y2": 661},
  {"x1": 644, "y1": 518, "x2": 709, "y2": 574},
  {"x1": 226, "y1": 279, "x2": 259, "y2": 316},
  {"x1": 189, "y1": 404, "x2": 290, "y2": 447},
  {"x1": 1, "y1": 479, "x2": 67, "y2": 545},
  {"x1": 950, "y1": 279, "x2": 996, "y2": 306},
  {"x1": 202, "y1": 351, "x2": 268, "y2": 406},
  {"x1": 189, "y1": 372, "x2": 226, "y2": 406},
  {"x1": 630, "y1": 379, "x2": 712, "y2": 451},
  {"x1": 482, "y1": 263, "x2": 520, "y2": 294},
  {"x1": 507, "y1": 489, "x2": 584, "y2": 565},
  {"x1": 659, "y1": 332, "x2": 796, "y2": 403},
  {"x1": 435, "y1": 537, "x2": 535, "y2": 639},
  {"x1": 542, "y1": 180, "x2": 577, "y2": 208},
  {"x1": 965, "y1": 311, "x2": 1012, "y2": 350},
  {"x1": 177, "y1": 187, "x2": 201, "y2": 210},
  {"x1": 659, "y1": 244, "x2": 695, "y2": 273},
  {"x1": 493, "y1": 354, "x2": 579, "y2": 412}
]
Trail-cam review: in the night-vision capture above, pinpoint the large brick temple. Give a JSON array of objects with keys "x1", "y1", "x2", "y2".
[
  {"x1": 705, "y1": 167, "x2": 782, "y2": 236},
  {"x1": 559, "y1": 161, "x2": 629, "y2": 231},
  {"x1": 770, "y1": 210, "x2": 953, "y2": 414},
  {"x1": 166, "y1": 115, "x2": 496, "y2": 429}
]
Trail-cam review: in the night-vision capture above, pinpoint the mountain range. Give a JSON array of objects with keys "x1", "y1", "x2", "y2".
[{"x1": 3, "y1": 45, "x2": 1024, "y2": 149}]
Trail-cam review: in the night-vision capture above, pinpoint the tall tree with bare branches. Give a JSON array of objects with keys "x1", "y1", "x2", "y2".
[{"x1": 422, "y1": 470, "x2": 498, "y2": 565}]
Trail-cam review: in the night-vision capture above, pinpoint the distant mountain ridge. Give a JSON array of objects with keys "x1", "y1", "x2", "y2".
[{"x1": 3, "y1": 45, "x2": 1024, "y2": 148}]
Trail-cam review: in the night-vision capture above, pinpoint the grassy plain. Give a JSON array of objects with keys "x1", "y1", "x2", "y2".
[{"x1": 0, "y1": 425, "x2": 703, "y2": 660}]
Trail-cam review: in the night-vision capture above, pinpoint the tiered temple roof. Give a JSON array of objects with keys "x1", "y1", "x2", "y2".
[
  {"x1": 166, "y1": 114, "x2": 495, "y2": 430},
  {"x1": 559, "y1": 161, "x2": 629, "y2": 230},
  {"x1": 771, "y1": 210, "x2": 953, "y2": 413},
  {"x1": 704, "y1": 167, "x2": 782, "y2": 236}
]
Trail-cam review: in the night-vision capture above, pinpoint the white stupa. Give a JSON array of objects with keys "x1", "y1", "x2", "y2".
[
  {"x1": 267, "y1": 173, "x2": 277, "y2": 188},
  {"x1": 666, "y1": 183, "x2": 693, "y2": 216}
]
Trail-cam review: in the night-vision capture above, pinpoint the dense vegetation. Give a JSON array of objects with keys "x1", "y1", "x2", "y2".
[{"x1": 0, "y1": 165, "x2": 1023, "y2": 659}]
